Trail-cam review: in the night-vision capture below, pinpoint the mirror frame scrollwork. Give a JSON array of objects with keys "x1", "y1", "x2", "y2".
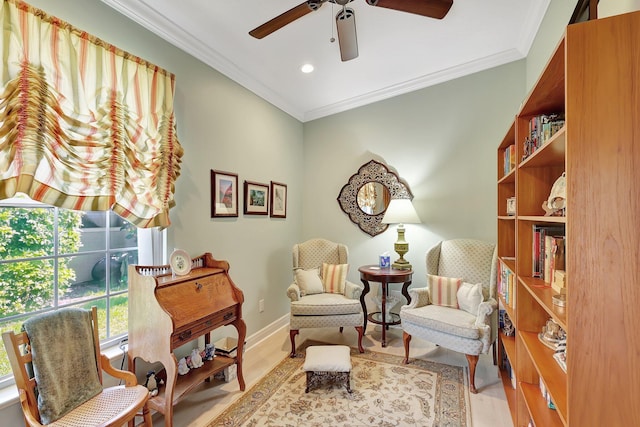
[{"x1": 337, "y1": 160, "x2": 413, "y2": 236}]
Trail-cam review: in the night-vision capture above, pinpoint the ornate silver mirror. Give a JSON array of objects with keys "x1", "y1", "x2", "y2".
[{"x1": 337, "y1": 160, "x2": 413, "y2": 236}]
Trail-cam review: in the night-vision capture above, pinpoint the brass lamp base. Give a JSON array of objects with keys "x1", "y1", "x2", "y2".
[
  {"x1": 392, "y1": 257, "x2": 412, "y2": 270},
  {"x1": 392, "y1": 225, "x2": 412, "y2": 270}
]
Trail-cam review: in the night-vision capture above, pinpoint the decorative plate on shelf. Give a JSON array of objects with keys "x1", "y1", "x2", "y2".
[{"x1": 170, "y1": 249, "x2": 192, "y2": 276}]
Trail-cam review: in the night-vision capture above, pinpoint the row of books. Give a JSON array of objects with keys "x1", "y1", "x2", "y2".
[
  {"x1": 498, "y1": 260, "x2": 516, "y2": 308},
  {"x1": 522, "y1": 113, "x2": 565, "y2": 161},
  {"x1": 501, "y1": 349, "x2": 516, "y2": 389},
  {"x1": 503, "y1": 144, "x2": 516, "y2": 175},
  {"x1": 532, "y1": 224, "x2": 565, "y2": 287}
]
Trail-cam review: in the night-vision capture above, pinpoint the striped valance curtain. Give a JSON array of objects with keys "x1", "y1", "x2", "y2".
[{"x1": 0, "y1": 0, "x2": 183, "y2": 228}]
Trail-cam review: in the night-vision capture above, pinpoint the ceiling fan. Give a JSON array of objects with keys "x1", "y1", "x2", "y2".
[{"x1": 249, "y1": 0, "x2": 454, "y2": 62}]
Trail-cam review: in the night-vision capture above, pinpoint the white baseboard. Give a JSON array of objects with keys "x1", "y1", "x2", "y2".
[{"x1": 245, "y1": 313, "x2": 289, "y2": 352}]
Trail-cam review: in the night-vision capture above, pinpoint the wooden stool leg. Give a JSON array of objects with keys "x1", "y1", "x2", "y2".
[{"x1": 305, "y1": 371, "x2": 312, "y2": 393}]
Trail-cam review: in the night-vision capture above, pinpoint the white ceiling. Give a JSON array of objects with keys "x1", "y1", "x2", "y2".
[{"x1": 101, "y1": 0, "x2": 550, "y2": 122}]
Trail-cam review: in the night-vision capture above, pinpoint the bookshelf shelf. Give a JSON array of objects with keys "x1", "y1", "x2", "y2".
[
  {"x1": 520, "y1": 383, "x2": 564, "y2": 427},
  {"x1": 520, "y1": 331, "x2": 567, "y2": 420},
  {"x1": 501, "y1": 371, "x2": 518, "y2": 422},
  {"x1": 500, "y1": 331, "x2": 516, "y2": 363},
  {"x1": 496, "y1": 11, "x2": 640, "y2": 426},
  {"x1": 498, "y1": 169, "x2": 516, "y2": 184},
  {"x1": 518, "y1": 216, "x2": 566, "y2": 224},
  {"x1": 521, "y1": 278, "x2": 567, "y2": 330},
  {"x1": 520, "y1": 126, "x2": 566, "y2": 169}
]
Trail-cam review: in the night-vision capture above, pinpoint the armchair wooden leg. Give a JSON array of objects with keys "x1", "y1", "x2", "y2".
[
  {"x1": 339, "y1": 326, "x2": 344, "y2": 333},
  {"x1": 493, "y1": 341, "x2": 498, "y2": 365},
  {"x1": 355, "y1": 326, "x2": 364, "y2": 353},
  {"x1": 289, "y1": 329, "x2": 299, "y2": 358},
  {"x1": 465, "y1": 354, "x2": 479, "y2": 394},
  {"x1": 402, "y1": 332, "x2": 411, "y2": 364}
]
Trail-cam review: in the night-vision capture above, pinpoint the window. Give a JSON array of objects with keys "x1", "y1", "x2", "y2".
[{"x1": 0, "y1": 194, "x2": 162, "y2": 385}]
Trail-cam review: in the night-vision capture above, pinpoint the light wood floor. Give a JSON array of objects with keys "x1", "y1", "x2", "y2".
[{"x1": 151, "y1": 325, "x2": 513, "y2": 427}]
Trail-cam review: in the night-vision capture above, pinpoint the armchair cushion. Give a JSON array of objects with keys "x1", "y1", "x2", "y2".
[
  {"x1": 290, "y1": 293, "x2": 362, "y2": 316},
  {"x1": 401, "y1": 305, "x2": 480, "y2": 340},
  {"x1": 457, "y1": 282, "x2": 484, "y2": 315},
  {"x1": 294, "y1": 268, "x2": 324, "y2": 296},
  {"x1": 321, "y1": 263, "x2": 348, "y2": 294},
  {"x1": 427, "y1": 274, "x2": 462, "y2": 308}
]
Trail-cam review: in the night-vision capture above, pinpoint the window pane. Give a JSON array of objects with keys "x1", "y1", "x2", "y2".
[
  {"x1": 57, "y1": 210, "x2": 84, "y2": 255},
  {"x1": 0, "y1": 259, "x2": 55, "y2": 318},
  {"x1": 110, "y1": 214, "x2": 137, "y2": 250},
  {"x1": 109, "y1": 294, "x2": 129, "y2": 337},
  {"x1": 0, "y1": 314, "x2": 35, "y2": 378},
  {"x1": 65, "y1": 254, "x2": 107, "y2": 303},
  {"x1": 77, "y1": 212, "x2": 107, "y2": 253},
  {"x1": 109, "y1": 250, "x2": 138, "y2": 293},
  {"x1": 0, "y1": 206, "x2": 54, "y2": 260}
]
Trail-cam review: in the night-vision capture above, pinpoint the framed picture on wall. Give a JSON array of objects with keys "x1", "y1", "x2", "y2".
[
  {"x1": 270, "y1": 181, "x2": 287, "y2": 218},
  {"x1": 211, "y1": 170, "x2": 239, "y2": 217},
  {"x1": 244, "y1": 180, "x2": 269, "y2": 215}
]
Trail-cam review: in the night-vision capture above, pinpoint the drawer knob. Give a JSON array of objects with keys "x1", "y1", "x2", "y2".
[
  {"x1": 179, "y1": 330, "x2": 192, "y2": 341},
  {"x1": 195, "y1": 282, "x2": 203, "y2": 291},
  {"x1": 223, "y1": 312, "x2": 233, "y2": 321}
]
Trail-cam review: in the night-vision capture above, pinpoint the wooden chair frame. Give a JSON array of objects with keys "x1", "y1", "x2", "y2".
[{"x1": 2, "y1": 307, "x2": 152, "y2": 427}]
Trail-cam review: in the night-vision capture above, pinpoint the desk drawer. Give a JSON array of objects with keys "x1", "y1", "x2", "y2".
[{"x1": 171, "y1": 305, "x2": 238, "y2": 349}]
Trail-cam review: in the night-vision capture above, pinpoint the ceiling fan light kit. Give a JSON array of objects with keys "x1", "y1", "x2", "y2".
[
  {"x1": 249, "y1": 0, "x2": 453, "y2": 62},
  {"x1": 336, "y1": 7, "x2": 358, "y2": 61}
]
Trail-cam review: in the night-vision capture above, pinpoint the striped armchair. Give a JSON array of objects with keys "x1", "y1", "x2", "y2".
[
  {"x1": 400, "y1": 239, "x2": 498, "y2": 393},
  {"x1": 287, "y1": 238, "x2": 365, "y2": 357}
]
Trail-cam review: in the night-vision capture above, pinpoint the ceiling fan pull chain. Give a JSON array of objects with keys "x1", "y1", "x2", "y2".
[{"x1": 330, "y1": 2, "x2": 335, "y2": 42}]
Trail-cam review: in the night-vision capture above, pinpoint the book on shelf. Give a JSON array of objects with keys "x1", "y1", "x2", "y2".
[
  {"x1": 552, "y1": 270, "x2": 566, "y2": 294},
  {"x1": 498, "y1": 260, "x2": 516, "y2": 308},
  {"x1": 503, "y1": 144, "x2": 516, "y2": 175},
  {"x1": 532, "y1": 225, "x2": 565, "y2": 279},
  {"x1": 544, "y1": 235, "x2": 565, "y2": 284},
  {"x1": 522, "y1": 113, "x2": 565, "y2": 161}
]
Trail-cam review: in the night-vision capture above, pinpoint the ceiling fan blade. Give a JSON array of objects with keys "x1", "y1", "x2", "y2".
[
  {"x1": 336, "y1": 7, "x2": 358, "y2": 62},
  {"x1": 249, "y1": 1, "x2": 325, "y2": 39},
  {"x1": 367, "y1": 0, "x2": 453, "y2": 20}
]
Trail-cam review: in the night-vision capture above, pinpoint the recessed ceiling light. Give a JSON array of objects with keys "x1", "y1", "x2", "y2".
[{"x1": 301, "y1": 63, "x2": 314, "y2": 73}]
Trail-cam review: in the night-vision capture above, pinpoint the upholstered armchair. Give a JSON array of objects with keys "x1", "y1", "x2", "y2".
[
  {"x1": 287, "y1": 238, "x2": 365, "y2": 357},
  {"x1": 400, "y1": 239, "x2": 498, "y2": 393}
]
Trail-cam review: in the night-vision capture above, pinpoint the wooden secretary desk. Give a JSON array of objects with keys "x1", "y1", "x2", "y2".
[{"x1": 127, "y1": 252, "x2": 246, "y2": 427}]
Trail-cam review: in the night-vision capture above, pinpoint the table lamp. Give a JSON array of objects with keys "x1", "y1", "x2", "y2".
[{"x1": 381, "y1": 198, "x2": 421, "y2": 270}]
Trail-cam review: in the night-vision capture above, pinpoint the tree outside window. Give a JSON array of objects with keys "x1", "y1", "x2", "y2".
[{"x1": 0, "y1": 196, "x2": 144, "y2": 381}]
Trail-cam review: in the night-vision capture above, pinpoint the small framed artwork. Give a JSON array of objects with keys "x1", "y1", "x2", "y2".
[
  {"x1": 211, "y1": 170, "x2": 239, "y2": 217},
  {"x1": 244, "y1": 180, "x2": 269, "y2": 215},
  {"x1": 270, "y1": 181, "x2": 287, "y2": 218}
]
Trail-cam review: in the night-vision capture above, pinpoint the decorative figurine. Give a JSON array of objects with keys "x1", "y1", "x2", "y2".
[
  {"x1": 203, "y1": 343, "x2": 215, "y2": 361},
  {"x1": 189, "y1": 348, "x2": 203, "y2": 369},
  {"x1": 538, "y1": 318, "x2": 566, "y2": 350},
  {"x1": 144, "y1": 370, "x2": 164, "y2": 396},
  {"x1": 177, "y1": 357, "x2": 190, "y2": 375},
  {"x1": 542, "y1": 172, "x2": 566, "y2": 216}
]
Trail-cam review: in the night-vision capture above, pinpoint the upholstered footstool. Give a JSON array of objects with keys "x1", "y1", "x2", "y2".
[{"x1": 303, "y1": 345, "x2": 352, "y2": 393}]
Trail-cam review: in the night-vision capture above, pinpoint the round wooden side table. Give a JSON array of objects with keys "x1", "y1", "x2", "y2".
[{"x1": 358, "y1": 265, "x2": 413, "y2": 347}]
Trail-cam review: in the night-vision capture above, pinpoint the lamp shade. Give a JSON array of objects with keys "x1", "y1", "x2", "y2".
[{"x1": 381, "y1": 199, "x2": 421, "y2": 225}]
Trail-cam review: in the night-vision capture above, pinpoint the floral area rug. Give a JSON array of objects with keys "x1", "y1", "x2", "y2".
[{"x1": 206, "y1": 340, "x2": 471, "y2": 427}]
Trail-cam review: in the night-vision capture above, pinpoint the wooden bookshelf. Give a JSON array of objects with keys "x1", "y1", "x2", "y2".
[{"x1": 496, "y1": 11, "x2": 640, "y2": 426}]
